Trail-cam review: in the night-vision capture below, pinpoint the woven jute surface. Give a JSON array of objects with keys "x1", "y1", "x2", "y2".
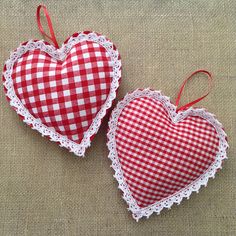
[{"x1": 0, "y1": 0, "x2": 235, "y2": 235}]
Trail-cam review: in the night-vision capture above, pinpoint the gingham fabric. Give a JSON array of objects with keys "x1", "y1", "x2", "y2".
[
  {"x1": 11, "y1": 39, "x2": 113, "y2": 143},
  {"x1": 115, "y1": 96, "x2": 220, "y2": 208}
]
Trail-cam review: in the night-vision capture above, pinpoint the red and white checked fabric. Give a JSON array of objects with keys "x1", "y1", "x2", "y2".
[
  {"x1": 3, "y1": 32, "x2": 121, "y2": 156},
  {"x1": 116, "y1": 96, "x2": 219, "y2": 207},
  {"x1": 107, "y1": 89, "x2": 227, "y2": 220},
  {"x1": 12, "y1": 40, "x2": 112, "y2": 142}
]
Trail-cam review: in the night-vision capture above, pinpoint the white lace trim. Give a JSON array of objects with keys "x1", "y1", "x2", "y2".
[
  {"x1": 3, "y1": 32, "x2": 121, "y2": 157},
  {"x1": 107, "y1": 88, "x2": 228, "y2": 221}
]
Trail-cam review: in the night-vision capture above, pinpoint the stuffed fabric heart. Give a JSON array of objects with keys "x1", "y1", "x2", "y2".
[
  {"x1": 107, "y1": 72, "x2": 228, "y2": 221},
  {"x1": 3, "y1": 6, "x2": 121, "y2": 156}
]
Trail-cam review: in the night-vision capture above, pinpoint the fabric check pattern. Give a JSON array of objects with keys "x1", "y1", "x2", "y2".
[
  {"x1": 11, "y1": 40, "x2": 113, "y2": 143},
  {"x1": 115, "y1": 96, "x2": 219, "y2": 207},
  {"x1": 106, "y1": 87, "x2": 227, "y2": 221}
]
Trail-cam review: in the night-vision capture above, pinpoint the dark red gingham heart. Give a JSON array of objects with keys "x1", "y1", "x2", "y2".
[
  {"x1": 107, "y1": 89, "x2": 228, "y2": 221},
  {"x1": 3, "y1": 31, "x2": 121, "y2": 156}
]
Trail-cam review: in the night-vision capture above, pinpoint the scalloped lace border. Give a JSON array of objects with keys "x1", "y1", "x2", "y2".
[
  {"x1": 3, "y1": 32, "x2": 121, "y2": 157},
  {"x1": 107, "y1": 88, "x2": 228, "y2": 221}
]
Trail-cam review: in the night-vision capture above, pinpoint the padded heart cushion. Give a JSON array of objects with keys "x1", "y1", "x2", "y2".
[
  {"x1": 3, "y1": 31, "x2": 121, "y2": 156},
  {"x1": 107, "y1": 89, "x2": 228, "y2": 221}
]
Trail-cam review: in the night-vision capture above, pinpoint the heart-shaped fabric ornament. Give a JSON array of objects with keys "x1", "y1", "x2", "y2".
[
  {"x1": 3, "y1": 5, "x2": 121, "y2": 156},
  {"x1": 107, "y1": 71, "x2": 228, "y2": 221}
]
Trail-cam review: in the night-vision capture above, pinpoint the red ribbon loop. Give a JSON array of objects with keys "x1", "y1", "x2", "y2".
[
  {"x1": 36, "y1": 5, "x2": 59, "y2": 49},
  {"x1": 175, "y1": 70, "x2": 213, "y2": 112}
]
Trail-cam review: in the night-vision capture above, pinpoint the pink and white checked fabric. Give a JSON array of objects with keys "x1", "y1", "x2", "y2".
[
  {"x1": 3, "y1": 32, "x2": 121, "y2": 155},
  {"x1": 107, "y1": 89, "x2": 227, "y2": 220}
]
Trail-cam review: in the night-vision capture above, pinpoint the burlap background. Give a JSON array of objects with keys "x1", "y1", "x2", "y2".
[{"x1": 0, "y1": 0, "x2": 235, "y2": 235}]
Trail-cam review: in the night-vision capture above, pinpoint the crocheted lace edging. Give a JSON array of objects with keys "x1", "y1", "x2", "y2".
[
  {"x1": 107, "y1": 88, "x2": 228, "y2": 221},
  {"x1": 3, "y1": 32, "x2": 121, "y2": 156}
]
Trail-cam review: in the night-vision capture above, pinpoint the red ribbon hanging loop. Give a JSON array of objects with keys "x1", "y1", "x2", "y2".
[
  {"x1": 36, "y1": 5, "x2": 59, "y2": 49},
  {"x1": 175, "y1": 70, "x2": 213, "y2": 112}
]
